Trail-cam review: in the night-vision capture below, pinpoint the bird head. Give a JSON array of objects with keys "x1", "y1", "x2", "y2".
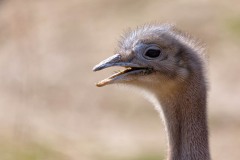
[{"x1": 93, "y1": 24, "x2": 203, "y2": 92}]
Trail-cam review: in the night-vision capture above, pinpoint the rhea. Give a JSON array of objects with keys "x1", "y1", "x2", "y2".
[{"x1": 93, "y1": 24, "x2": 210, "y2": 160}]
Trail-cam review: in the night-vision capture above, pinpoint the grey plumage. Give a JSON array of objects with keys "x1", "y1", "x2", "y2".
[{"x1": 93, "y1": 24, "x2": 210, "y2": 160}]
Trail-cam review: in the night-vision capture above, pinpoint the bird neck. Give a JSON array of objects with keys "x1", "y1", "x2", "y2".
[{"x1": 154, "y1": 79, "x2": 210, "y2": 160}]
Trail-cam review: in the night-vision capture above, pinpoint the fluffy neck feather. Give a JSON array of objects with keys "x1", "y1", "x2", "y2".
[{"x1": 147, "y1": 74, "x2": 210, "y2": 160}]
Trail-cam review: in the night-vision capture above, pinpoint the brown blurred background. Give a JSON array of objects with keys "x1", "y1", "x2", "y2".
[{"x1": 0, "y1": 0, "x2": 240, "y2": 160}]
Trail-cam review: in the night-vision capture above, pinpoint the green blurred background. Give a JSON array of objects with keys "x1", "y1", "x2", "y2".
[{"x1": 0, "y1": 0, "x2": 240, "y2": 160}]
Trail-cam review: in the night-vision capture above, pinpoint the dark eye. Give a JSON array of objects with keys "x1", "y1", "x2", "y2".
[{"x1": 144, "y1": 48, "x2": 161, "y2": 59}]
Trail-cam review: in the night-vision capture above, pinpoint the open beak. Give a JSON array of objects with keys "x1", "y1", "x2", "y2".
[{"x1": 93, "y1": 54, "x2": 150, "y2": 87}]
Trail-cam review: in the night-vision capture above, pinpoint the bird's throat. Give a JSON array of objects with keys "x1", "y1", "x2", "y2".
[{"x1": 154, "y1": 83, "x2": 210, "y2": 160}]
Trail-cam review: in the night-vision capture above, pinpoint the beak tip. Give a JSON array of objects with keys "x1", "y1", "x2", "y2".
[
  {"x1": 93, "y1": 54, "x2": 121, "y2": 72},
  {"x1": 92, "y1": 65, "x2": 100, "y2": 72}
]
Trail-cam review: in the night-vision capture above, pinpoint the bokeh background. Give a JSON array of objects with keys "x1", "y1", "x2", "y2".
[{"x1": 0, "y1": 0, "x2": 240, "y2": 160}]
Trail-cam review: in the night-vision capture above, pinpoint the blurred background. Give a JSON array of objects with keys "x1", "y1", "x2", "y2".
[{"x1": 0, "y1": 0, "x2": 240, "y2": 160}]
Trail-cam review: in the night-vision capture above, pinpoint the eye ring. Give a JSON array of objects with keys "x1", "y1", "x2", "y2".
[{"x1": 143, "y1": 46, "x2": 162, "y2": 59}]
